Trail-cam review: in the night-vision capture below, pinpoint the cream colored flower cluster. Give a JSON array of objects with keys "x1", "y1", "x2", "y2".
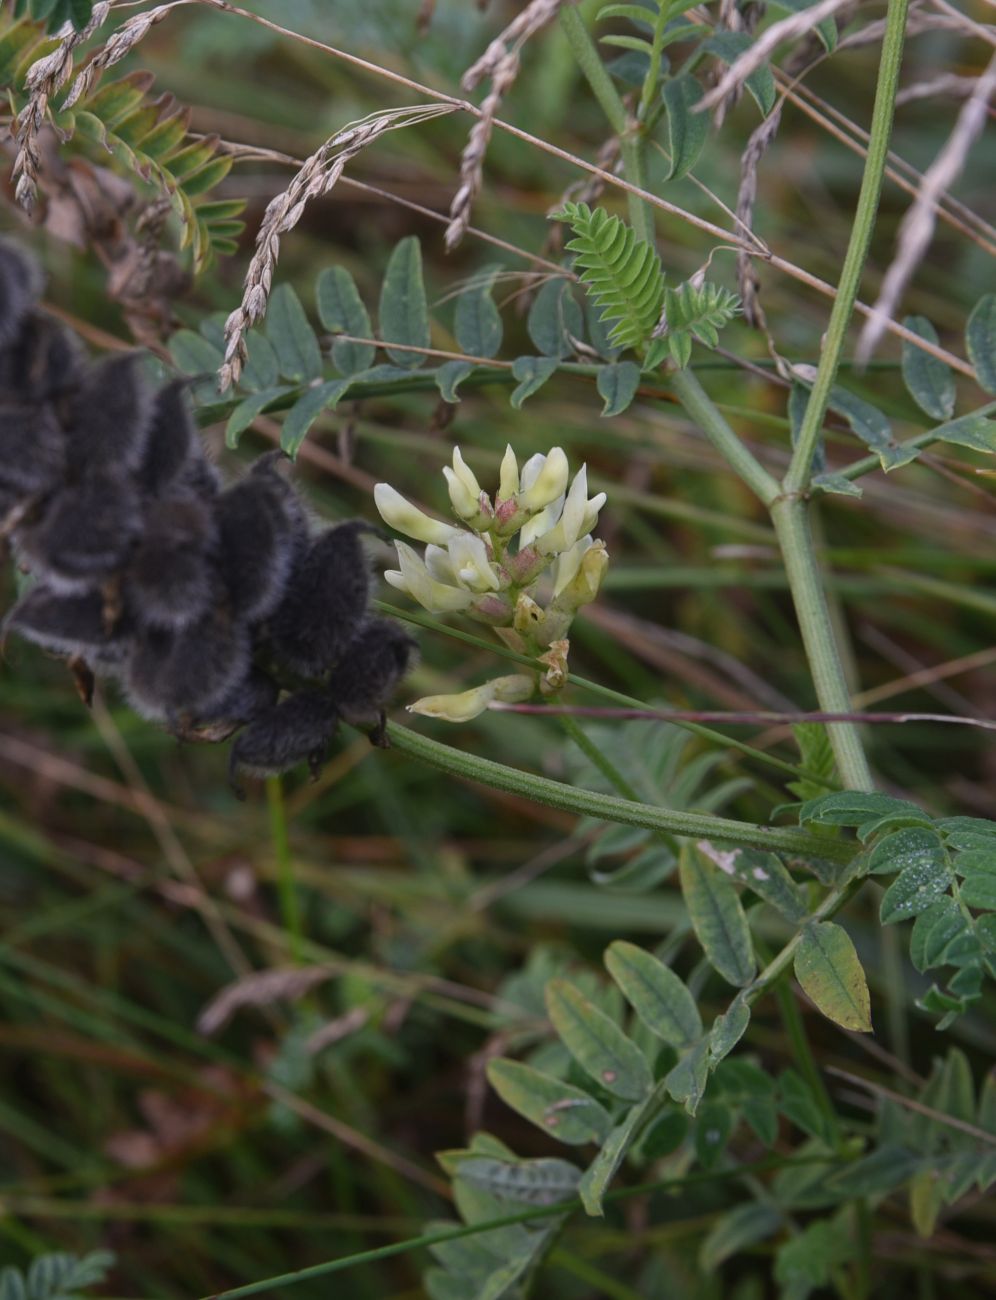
[{"x1": 374, "y1": 446, "x2": 608, "y2": 721}]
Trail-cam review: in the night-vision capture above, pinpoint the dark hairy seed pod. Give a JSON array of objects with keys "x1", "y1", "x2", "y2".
[
  {"x1": 0, "y1": 401, "x2": 67, "y2": 506},
  {"x1": 328, "y1": 617, "x2": 419, "y2": 729},
  {"x1": 62, "y1": 352, "x2": 154, "y2": 475},
  {"x1": 0, "y1": 310, "x2": 83, "y2": 405},
  {"x1": 18, "y1": 466, "x2": 142, "y2": 590},
  {"x1": 0, "y1": 240, "x2": 43, "y2": 351},
  {"x1": 268, "y1": 521, "x2": 376, "y2": 679},
  {"x1": 214, "y1": 460, "x2": 306, "y2": 624},
  {"x1": 4, "y1": 584, "x2": 130, "y2": 668},
  {"x1": 125, "y1": 599, "x2": 251, "y2": 724},
  {"x1": 126, "y1": 496, "x2": 217, "y2": 630},
  {"x1": 135, "y1": 380, "x2": 197, "y2": 498},
  {"x1": 228, "y1": 690, "x2": 340, "y2": 794}
]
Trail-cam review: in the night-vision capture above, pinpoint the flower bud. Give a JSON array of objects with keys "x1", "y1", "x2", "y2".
[
  {"x1": 580, "y1": 491, "x2": 607, "y2": 537},
  {"x1": 535, "y1": 464, "x2": 588, "y2": 556},
  {"x1": 374, "y1": 483, "x2": 460, "y2": 546},
  {"x1": 517, "y1": 446, "x2": 568, "y2": 514},
  {"x1": 513, "y1": 591, "x2": 546, "y2": 637},
  {"x1": 392, "y1": 541, "x2": 475, "y2": 613},
  {"x1": 497, "y1": 444, "x2": 519, "y2": 502},
  {"x1": 408, "y1": 673, "x2": 534, "y2": 722},
  {"x1": 552, "y1": 540, "x2": 609, "y2": 612}
]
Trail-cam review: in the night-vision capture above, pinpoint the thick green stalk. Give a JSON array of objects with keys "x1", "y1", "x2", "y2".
[
  {"x1": 387, "y1": 722, "x2": 854, "y2": 860},
  {"x1": 771, "y1": 499, "x2": 874, "y2": 790},
  {"x1": 783, "y1": 0, "x2": 910, "y2": 493},
  {"x1": 667, "y1": 369, "x2": 780, "y2": 506},
  {"x1": 559, "y1": 4, "x2": 654, "y2": 245}
]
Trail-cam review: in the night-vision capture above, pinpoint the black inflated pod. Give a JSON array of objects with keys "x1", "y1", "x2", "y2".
[
  {"x1": 228, "y1": 690, "x2": 339, "y2": 793},
  {"x1": 126, "y1": 496, "x2": 217, "y2": 631},
  {"x1": 0, "y1": 401, "x2": 67, "y2": 510},
  {"x1": 214, "y1": 460, "x2": 306, "y2": 623},
  {"x1": 125, "y1": 598, "x2": 251, "y2": 724},
  {"x1": 62, "y1": 352, "x2": 154, "y2": 475},
  {"x1": 268, "y1": 521, "x2": 377, "y2": 679},
  {"x1": 136, "y1": 380, "x2": 197, "y2": 498},
  {"x1": 4, "y1": 584, "x2": 131, "y2": 672},
  {"x1": 0, "y1": 241, "x2": 43, "y2": 351},
  {"x1": 0, "y1": 310, "x2": 83, "y2": 405},
  {"x1": 18, "y1": 466, "x2": 142, "y2": 590},
  {"x1": 327, "y1": 617, "x2": 418, "y2": 728}
]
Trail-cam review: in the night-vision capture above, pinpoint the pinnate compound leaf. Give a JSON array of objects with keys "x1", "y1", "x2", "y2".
[
  {"x1": 486, "y1": 1058, "x2": 612, "y2": 1146},
  {"x1": 555, "y1": 202, "x2": 664, "y2": 353},
  {"x1": 545, "y1": 979, "x2": 653, "y2": 1101},
  {"x1": 266, "y1": 283, "x2": 323, "y2": 383},
  {"x1": 798, "y1": 791, "x2": 925, "y2": 829},
  {"x1": 902, "y1": 315, "x2": 955, "y2": 420},
  {"x1": 604, "y1": 940, "x2": 702, "y2": 1047},
  {"x1": 596, "y1": 361, "x2": 641, "y2": 416},
  {"x1": 317, "y1": 266, "x2": 375, "y2": 375},
  {"x1": 794, "y1": 922, "x2": 872, "y2": 1032},
  {"x1": 679, "y1": 842, "x2": 756, "y2": 987},
  {"x1": 661, "y1": 74, "x2": 708, "y2": 180},
  {"x1": 966, "y1": 293, "x2": 996, "y2": 393},
  {"x1": 379, "y1": 236, "x2": 430, "y2": 369}
]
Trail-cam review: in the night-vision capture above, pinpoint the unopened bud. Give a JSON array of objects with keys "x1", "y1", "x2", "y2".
[
  {"x1": 374, "y1": 483, "x2": 459, "y2": 546},
  {"x1": 408, "y1": 673, "x2": 534, "y2": 722},
  {"x1": 390, "y1": 541, "x2": 475, "y2": 613},
  {"x1": 517, "y1": 446, "x2": 568, "y2": 514},
  {"x1": 552, "y1": 540, "x2": 609, "y2": 612}
]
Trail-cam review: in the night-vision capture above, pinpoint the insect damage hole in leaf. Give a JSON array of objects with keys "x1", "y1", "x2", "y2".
[{"x1": 794, "y1": 921, "x2": 872, "y2": 1032}]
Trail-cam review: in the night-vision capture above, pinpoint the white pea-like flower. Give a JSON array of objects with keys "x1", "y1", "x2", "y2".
[
  {"x1": 376, "y1": 444, "x2": 609, "y2": 721},
  {"x1": 374, "y1": 483, "x2": 459, "y2": 546}
]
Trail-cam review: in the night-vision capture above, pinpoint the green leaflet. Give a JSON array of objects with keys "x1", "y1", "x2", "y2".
[
  {"x1": 379, "y1": 236, "x2": 430, "y2": 369},
  {"x1": 486, "y1": 1058, "x2": 612, "y2": 1146},
  {"x1": 265, "y1": 283, "x2": 323, "y2": 383},
  {"x1": 679, "y1": 842, "x2": 756, "y2": 987},
  {"x1": 316, "y1": 265, "x2": 375, "y2": 375},
  {"x1": 596, "y1": 361, "x2": 641, "y2": 416},
  {"x1": 901, "y1": 315, "x2": 955, "y2": 421},
  {"x1": 604, "y1": 940, "x2": 702, "y2": 1047},
  {"x1": 555, "y1": 202, "x2": 664, "y2": 353},
  {"x1": 966, "y1": 293, "x2": 996, "y2": 393},
  {"x1": 527, "y1": 278, "x2": 584, "y2": 359},
  {"x1": 578, "y1": 1101, "x2": 648, "y2": 1215},
  {"x1": 794, "y1": 922, "x2": 872, "y2": 1032},
  {"x1": 510, "y1": 355, "x2": 559, "y2": 407},
  {"x1": 661, "y1": 74, "x2": 708, "y2": 180},
  {"x1": 700, "y1": 1201, "x2": 783, "y2": 1272},
  {"x1": 545, "y1": 979, "x2": 653, "y2": 1101},
  {"x1": 454, "y1": 267, "x2": 503, "y2": 359}
]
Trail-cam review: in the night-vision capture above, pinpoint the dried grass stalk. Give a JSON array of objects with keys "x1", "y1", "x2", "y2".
[
  {"x1": 12, "y1": 1, "x2": 112, "y2": 210},
  {"x1": 64, "y1": 1, "x2": 188, "y2": 108},
  {"x1": 697, "y1": 0, "x2": 856, "y2": 114},
  {"x1": 446, "y1": 0, "x2": 570, "y2": 250},
  {"x1": 198, "y1": 965, "x2": 333, "y2": 1036},
  {"x1": 220, "y1": 103, "x2": 456, "y2": 390},
  {"x1": 856, "y1": 52, "x2": 996, "y2": 365},
  {"x1": 896, "y1": 73, "x2": 987, "y2": 105}
]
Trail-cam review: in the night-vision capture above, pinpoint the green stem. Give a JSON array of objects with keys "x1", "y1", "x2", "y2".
[
  {"x1": 267, "y1": 775, "x2": 304, "y2": 964},
  {"x1": 666, "y1": 369, "x2": 781, "y2": 506},
  {"x1": 771, "y1": 499, "x2": 874, "y2": 790},
  {"x1": 386, "y1": 722, "x2": 854, "y2": 860},
  {"x1": 560, "y1": 4, "x2": 654, "y2": 246},
  {"x1": 783, "y1": 0, "x2": 910, "y2": 493}
]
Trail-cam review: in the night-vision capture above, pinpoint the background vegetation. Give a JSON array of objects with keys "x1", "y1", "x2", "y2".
[{"x1": 0, "y1": 0, "x2": 994, "y2": 1296}]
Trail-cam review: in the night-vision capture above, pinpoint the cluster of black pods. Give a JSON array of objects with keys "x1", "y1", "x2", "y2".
[{"x1": 0, "y1": 241, "x2": 417, "y2": 794}]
